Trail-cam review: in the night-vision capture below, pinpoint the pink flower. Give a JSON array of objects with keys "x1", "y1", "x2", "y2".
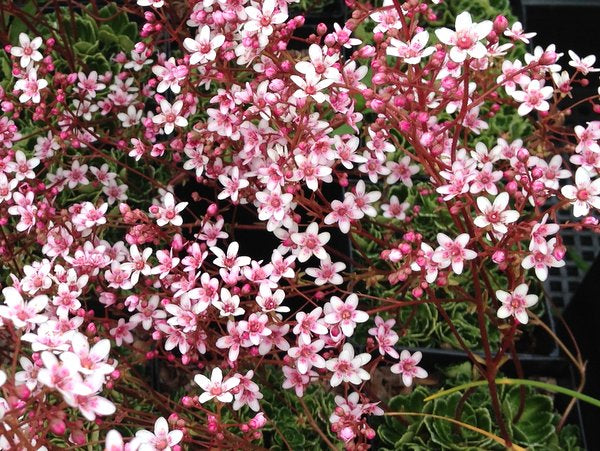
[
  {"x1": 60, "y1": 332, "x2": 114, "y2": 376},
  {"x1": 183, "y1": 25, "x2": 225, "y2": 66},
  {"x1": 293, "y1": 307, "x2": 328, "y2": 345},
  {"x1": 152, "y1": 99, "x2": 188, "y2": 134},
  {"x1": 435, "y1": 12, "x2": 492, "y2": 63},
  {"x1": 288, "y1": 339, "x2": 326, "y2": 374},
  {"x1": 390, "y1": 350, "x2": 428, "y2": 387},
  {"x1": 14, "y1": 69, "x2": 48, "y2": 104},
  {"x1": 386, "y1": 156, "x2": 420, "y2": 187},
  {"x1": 561, "y1": 167, "x2": 600, "y2": 217},
  {"x1": 77, "y1": 71, "x2": 105, "y2": 98},
  {"x1": 8, "y1": 150, "x2": 39, "y2": 181},
  {"x1": 155, "y1": 192, "x2": 187, "y2": 227},
  {"x1": 381, "y1": 195, "x2": 410, "y2": 220},
  {"x1": 109, "y1": 318, "x2": 134, "y2": 346},
  {"x1": 256, "y1": 285, "x2": 289, "y2": 313},
  {"x1": 244, "y1": 0, "x2": 288, "y2": 41},
  {"x1": 216, "y1": 320, "x2": 245, "y2": 362},
  {"x1": 504, "y1": 21, "x2": 536, "y2": 44},
  {"x1": 568, "y1": 50, "x2": 599, "y2": 75},
  {"x1": 0, "y1": 287, "x2": 48, "y2": 329},
  {"x1": 511, "y1": 79, "x2": 553, "y2": 116},
  {"x1": 64, "y1": 160, "x2": 89, "y2": 188},
  {"x1": 291, "y1": 66, "x2": 334, "y2": 104},
  {"x1": 530, "y1": 155, "x2": 571, "y2": 190},
  {"x1": 325, "y1": 343, "x2": 371, "y2": 387},
  {"x1": 496, "y1": 283, "x2": 538, "y2": 324},
  {"x1": 324, "y1": 294, "x2": 369, "y2": 337},
  {"x1": 521, "y1": 237, "x2": 565, "y2": 281},
  {"x1": 211, "y1": 241, "x2": 251, "y2": 271},
  {"x1": 324, "y1": 197, "x2": 362, "y2": 233},
  {"x1": 386, "y1": 31, "x2": 434, "y2": 64},
  {"x1": 368, "y1": 316, "x2": 400, "y2": 359},
  {"x1": 292, "y1": 153, "x2": 332, "y2": 191},
  {"x1": 63, "y1": 374, "x2": 116, "y2": 421},
  {"x1": 240, "y1": 312, "x2": 272, "y2": 346},
  {"x1": 121, "y1": 245, "x2": 153, "y2": 286},
  {"x1": 529, "y1": 214, "x2": 560, "y2": 253},
  {"x1": 104, "y1": 430, "x2": 124, "y2": 451},
  {"x1": 131, "y1": 417, "x2": 183, "y2": 451},
  {"x1": 256, "y1": 188, "x2": 294, "y2": 225},
  {"x1": 194, "y1": 367, "x2": 240, "y2": 403},
  {"x1": 305, "y1": 258, "x2": 346, "y2": 286},
  {"x1": 212, "y1": 287, "x2": 245, "y2": 317},
  {"x1": 291, "y1": 222, "x2": 330, "y2": 262},
  {"x1": 282, "y1": 365, "x2": 314, "y2": 397},
  {"x1": 218, "y1": 166, "x2": 249, "y2": 203},
  {"x1": 10, "y1": 33, "x2": 43, "y2": 68},
  {"x1": 296, "y1": 44, "x2": 340, "y2": 80},
  {"x1": 474, "y1": 192, "x2": 520, "y2": 235},
  {"x1": 432, "y1": 233, "x2": 477, "y2": 275}
]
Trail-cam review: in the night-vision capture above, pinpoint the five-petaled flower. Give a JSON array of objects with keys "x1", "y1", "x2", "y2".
[
  {"x1": 195, "y1": 367, "x2": 241, "y2": 404},
  {"x1": 432, "y1": 233, "x2": 477, "y2": 275},
  {"x1": 324, "y1": 294, "x2": 369, "y2": 337},
  {"x1": 496, "y1": 283, "x2": 538, "y2": 324},
  {"x1": 435, "y1": 12, "x2": 492, "y2": 63},
  {"x1": 152, "y1": 99, "x2": 188, "y2": 134},
  {"x1": 10, "y1": 33, "x2": 43, "y2": 67},
  {"x1": 325, "y1": 343, "x2": 371, "y2": 387},
  {"x1": 561, "y1": 167, "x2": 600, "y2": 217},
  {"x1": 390, "y1": 350, "x2": 428, "y2": 387}
]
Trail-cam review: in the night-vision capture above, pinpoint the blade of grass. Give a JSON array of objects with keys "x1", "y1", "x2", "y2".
[
  {"x1": 385, "y1": 411, "x2": 526, "y2": 451},
  {"x1": 424, "y1": 378, "x2": 600, "y2": 408}
]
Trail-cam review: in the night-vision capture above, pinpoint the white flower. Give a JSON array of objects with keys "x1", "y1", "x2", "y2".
[
  {"x1": 183, "y1": 25, "x2": 225, "y2": 65},
  {"x1": 511, "y1": 79, "x2": 553, "y2": 116},
  {"x1": 568, "y1": 50, "x2": 600, "y2": 75},
  {"x1": 14, "y1": 69, "x2": 48, "y2": 104},
  {"x1": 291, "y1": 66, "x2": 334, "y2": 104},
  {"x1": 10, "y1": 33, "x2": 43, "y2": 68},
  {"x1": 387, "y1": 31, "x2": 434, "y2": 64},
  {"x1": 290, "y1": 222, "x2": 330, "y2": 262},
  {"x1": 496, "y1": 283, "x2": 538, "y2": 324},
  {"x1": 435, "y1": 12, "x2": 492, "y2": 63},
  {"x1": 561, "y1": 167, "x2": 600, "y2": 217},
  {"x1": 137, "y1": 0, "x2": 164, "y2": 8},
  {"x1": 324, "y1": 294, "x2": 369, "y2": 337},
  {"x1": 473, "y1": 192, "x2": 519, "y2": 235},
  {"x1": 130, "y1": 417, "x2": 183, "y2": 451},
  {"x1": 152, "y1": 99, "x2": 188, "y2": 134},
  {"x1": 325, "y1": 343, "x2": 371, "y2": 387},
  {"x1": 194, "y1": 367, "x2": 240, "y2": 404}
]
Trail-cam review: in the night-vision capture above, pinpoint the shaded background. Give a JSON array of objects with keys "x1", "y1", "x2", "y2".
[{"x1": 509, "y1": 0, "x2": 600, "y2": 448}]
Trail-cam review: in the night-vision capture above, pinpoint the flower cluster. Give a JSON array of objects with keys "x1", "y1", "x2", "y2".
[{"x1": 0, "y1": 0, "x2": 598, "y2": 448}]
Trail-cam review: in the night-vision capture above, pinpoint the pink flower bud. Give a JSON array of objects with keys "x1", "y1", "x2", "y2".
[
  {"x1": 207, "y1": 203, "x2": 219, "y2": 216},
  {"x1": 50, "y1": 419, "x2": 67, "y2": 435},
  {"x1": 506, "y1": 181, "x2": 518, "y2": 194},
  {"x1": 553, "y1": 244, "x2": 566, "y2": 261},
  {"x1": 492, "y1": 250, "x2": 506, "y2": 264},
  {"x1": 493, "y1": 15, "x2": 509, "y2": 33},
  {"x1": 517, "y1": 148, "x2": 530, "y2": 162},
  {"x1": 339, "y1": 426, "x2": 355, "y2": 442},
  {"x1": 249, "y1": 412, "x2": 267, "y2": 429},
  {"x1": 14, "y1": 384, "x2": 30, "y2": 400},
  {"x1": 70, "y1": 429, "x2": 86, "y2": 445}
]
